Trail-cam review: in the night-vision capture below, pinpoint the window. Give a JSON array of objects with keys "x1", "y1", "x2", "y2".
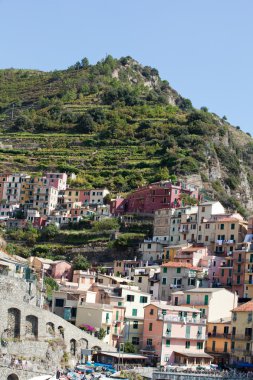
[
  {"x1": 140, "y1": 296, "x2": 148, "y2": 303},
  {"x1": 127, "y1": 295, "x2": 135, "y2": 302},
  {"x1": 205, "y1": 223, "x2": 210, "y2": 229},
  {"x1": 202, "y1": 207, "x2": 205, "y2": 212},
  {"x1": 185, "y1": 325, "x2": 191, "y2": 339},
  {"x1": 150, "y1": 309, "x2": 154, "y2": 315},
  {"x1": 224, "y1": 342, "x2": 228, "y2": 353},
  {"x1": 149, "y1": 323, "x2": 153, "y2": 331},
  {"x1": 186, "y1": 295, "x2": 191, "y2": 305},
  {"x1": 204, "y1": 295, "x2": 209, "y2": 305},
  {"x1": 133, "y1": 321, "x2": 138, "y2": 329},
  {"x1": 163, "y1": 267, "x2": 167, "y2": 273},
  {"x1": 212, "y1": 341, "x2": 216, "y2": 352},
  {"x1": 231, "y1": 341, "x2": 235, "y2": 350},
  {"x1": 138, "y1": 277, "x2": 142, "y2": 283},
  {"x1": 231, "y1": 223, "x2": 235, "y2": 230},
  {"x1": 185, "y1": 341, "x2": 190, "y2": 349},
  {"x1": 220, "y1": 224, "x2": 224, "y2": 230},
  {"x1": 166, "y1": 339, "x2": 170, "y2": 347},
  {"x1": 162, "y1": 278, "x2": 167, "y2": 285},
  {"x1": 147, "y1": 338, "x2": 152, "y2": 346},
  {"x1": 205, "y1": 236, "x2": 209, "y2": 242},
  {"x1": 176, "y1": 268, "x2": 181, "y2": 274},
  {"x1": 197, "y1": 342, "x2": 203, "y2": 350},
  {"x1": 55, "y1": 298, "x2": 64, "y2": 307},
  {"x1": 147, "y1": 243, "x2": 151, "y2": 249},
  {"x1": 132, "y1": 337, "x2": 139, "y2": 345},
  {"x1": 132, "y1": 309, "x2": 137, "y2": 317},
  {"x1": 166, "y1": 323, "x2": 171, "y2": 337},
  {"x1": 224, "y1": 326, "x2": 229, "y2": 334}
]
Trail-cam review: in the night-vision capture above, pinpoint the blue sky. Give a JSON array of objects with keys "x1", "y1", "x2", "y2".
[{"x1": 0, "y1": 0, "x2": 252, "y2": 133}]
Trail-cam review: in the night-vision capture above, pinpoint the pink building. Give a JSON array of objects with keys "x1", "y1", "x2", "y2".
[
  {"x1": 110, "y1": 198, "x2": 125, "y2": 216},
  {"x1": 45, "y1": 173, "x2": 67, "y2": 191},
  {"x1": 120, "y1": 181, "x2": 199, "y2": 215},
  {"x1": 72, "y1": 270, "x2": 96, "y2": 290},
  {"x1": 50, "y1": 261, "x2": 72, "y2": 281},
  {"x1": 142, "y1": 302, "x2": 211, "y2": 366},
  {"x1": 174, "y1": 246, "x2": 208, "y2": 267},
  {"x1": 111, "y1": 304, "x2": 125, "y2": 348},
  {"x1": 79, "y1": 190, "x2": 91, "y2": 205},
  {"x1": 200, "y1": 255, "x2": 224, "y2": 288}
]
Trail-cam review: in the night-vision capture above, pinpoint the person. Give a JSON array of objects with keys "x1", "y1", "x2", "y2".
[{"x1": 56, "y1": 369, "x2": 61, "y2": 379}]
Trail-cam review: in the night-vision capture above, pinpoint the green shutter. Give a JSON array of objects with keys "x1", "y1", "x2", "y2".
[
  {"x1": 132, "y1": 309, "x2": 137, "y2": 316},
  {"x1": 204, "y1": 295, "x2": 209, "y2": 305},
  {"x1": 186, "y1": 325, "x2": 191, "y2": 339},
  {"x1": 186, "y1": 295, "x2": 191, "y2": 304},
  {"x1": 116, "y1": 311, "x2": 119, "y2": 321},
  {"x1": 166, "y1": 339, "x2": 170, "y2": 347}
]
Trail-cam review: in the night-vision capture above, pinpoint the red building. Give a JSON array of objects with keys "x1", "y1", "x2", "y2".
[{"x1": 115, "y1": 181, "x2": 199, "y2": 216}]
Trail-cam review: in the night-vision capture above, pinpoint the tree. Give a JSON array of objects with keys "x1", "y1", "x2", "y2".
[
  {"x1": 200, "y1": 106, "x2": 208, "y2": 112},
  {"x1": 124, "y1": 341, "x2": 136, "y2": 353},
  {"x1": 72, "y1": 255, "x2": 90, "y2": 270},
  {"x1": 97, "y1": 328, "x2": 106, "y2": 340},
  {"x1": 103, "y1": 193, "x2": 111, "y2": 205},
  {"x1": 76, "y1": 113, "x2": 95, "y2": 133},
  {"x1": 81, "y1": 57, "x2": 89, "y2": 68},
  {"x1": 41, "y1": 224, "x2": 59, "y2": 240}
]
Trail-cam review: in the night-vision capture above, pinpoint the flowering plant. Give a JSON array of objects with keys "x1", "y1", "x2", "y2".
[{"x1": 79, "y1": 324, "x2": 96, "y2": 332}]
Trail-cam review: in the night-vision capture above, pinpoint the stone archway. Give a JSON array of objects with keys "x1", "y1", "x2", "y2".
[
  {"x1": 58, "y1": 325, "x2": 64, "y2": 339},
  {"x1": 79, "y1": 338, "x2": 88, "y2": 349},
  {"x1": 46, "y1": 322, "x2": 55, "y2": 336},
  {"x1": 70, "y1": 339, "x2": 77, "y2": 355},
  {"x1": 8, "y1": 308, "x2": 21, "y2": 339},
  {"x1": 25, "y1": 315, "x2": 38, "y2": 339},
  {"x1": 7, "y1": 374, "x2": 19, "y2": 380}
]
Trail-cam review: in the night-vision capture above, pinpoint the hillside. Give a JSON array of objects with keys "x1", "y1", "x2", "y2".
[{"x1": 0, "y1": 55, "x2": 253, "y2": 214}]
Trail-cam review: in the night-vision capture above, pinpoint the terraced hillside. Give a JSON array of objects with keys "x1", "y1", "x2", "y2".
[{"x1": 1, "y1": 55, "x2": 253, "y2": 213}]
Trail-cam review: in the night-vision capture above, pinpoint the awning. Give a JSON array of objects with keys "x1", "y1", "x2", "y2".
[
  {"x1": 100, "y1": 351, "x2": 147, "y2": 359},
  {"x1": 173, "y1": 351, "x2": 213, "y2": 359}
]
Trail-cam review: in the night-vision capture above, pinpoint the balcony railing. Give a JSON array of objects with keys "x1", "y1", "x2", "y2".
[
  {"x1": 209, "y1": 333, "x2": 231, "y2": 338},
  {"x1": 231, "y1": 334, "x2": 251, "y2": 340},
  {"x1": 158, "y1": 314, "x2": 206, "y2": 324}
]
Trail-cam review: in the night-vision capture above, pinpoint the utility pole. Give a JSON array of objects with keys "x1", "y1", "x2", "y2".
[{"x1": 40, "y1": 265, "x2": 45, "y2": 309}]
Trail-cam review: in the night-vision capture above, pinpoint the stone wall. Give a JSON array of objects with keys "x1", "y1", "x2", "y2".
[{"x1": 0, "y1": 274, "x2": 116, "y2": 379}]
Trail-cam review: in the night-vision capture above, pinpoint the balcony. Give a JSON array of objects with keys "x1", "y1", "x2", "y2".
[
  {"x1": 158, "y1": 314, "x2": 206, "y2": 325},
  {"x1": 231, "y1": 334, "x2": 251, "y2": 341},
  {"x1": 208, "y1": 333, "x2": 231, "y2": 338},
  {"x1": 141, "y1": 345, "x2": 156, "y2": 352}
]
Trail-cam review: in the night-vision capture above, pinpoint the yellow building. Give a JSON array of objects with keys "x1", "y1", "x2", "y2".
[
  {"x1": 231, "y1": 300, "x2": 253, "y2": 364},
  {"x1": 206, "y1": 317, "x2": 231, "y2": 365}
]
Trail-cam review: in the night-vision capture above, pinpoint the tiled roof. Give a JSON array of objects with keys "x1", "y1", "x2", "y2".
[
  {"x1": 216, "y1": 217, "x2": 239, "y2": 222},
  {"x1": 232, "y1": 300, "x2": 253, "y2": 312},
  {"x1": 161, "y1": 262, "x2": 201, "y2": 271}
]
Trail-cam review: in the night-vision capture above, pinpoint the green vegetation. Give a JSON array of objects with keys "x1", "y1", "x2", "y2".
[{"x1": 0, "y1": 55, "x2": 252, "y2": 209}]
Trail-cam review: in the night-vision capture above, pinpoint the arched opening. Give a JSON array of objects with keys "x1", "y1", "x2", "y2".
[
  {"x1": 58, "y1": 326, "x2": 64, "y2": 339},
  {"x1": 7, "y1": 374, "x2": 19, "y2": 380},
  {"x1": 25, "y1": 315, "x2": 38, "y2": 339},
  {"x1": 91, "y1": 345, "x2": 101, "y2": 353},
  {"x1": 8, "y1": 308, "x2": 21, "y2": 339},
  {"x1": 79, "y1": 338, "x2": 88, "y2": 349},
  {"x1": 70, "y1": 338, "x2": 77, "y2": 356},
  {"x1": 46, "y1": 322, "x2": 55, "y2": 336}
]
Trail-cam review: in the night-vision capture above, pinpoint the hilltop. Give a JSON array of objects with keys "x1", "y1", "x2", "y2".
[{"x1": 0, "y1": 55, "x2": 253, "y2": 214}]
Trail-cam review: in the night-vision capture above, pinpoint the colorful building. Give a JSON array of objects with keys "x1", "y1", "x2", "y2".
[
  {"x1": 230, "y1": 300, "x2": 253, "y2": 365},
  {"x1": 206, "y1": 317, "x2": 231, "y2": 365},
  {"x1": 142, "y1": 301, "x2": 211, "y2": 366}
]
